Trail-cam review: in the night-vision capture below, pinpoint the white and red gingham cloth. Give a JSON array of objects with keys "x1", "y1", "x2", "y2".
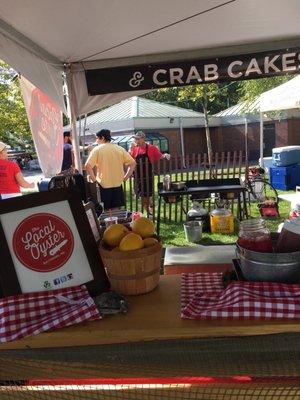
[
  {"x1": 0, "y1": 285, "x2": 101, "y2": 343},
  {"x1": 181, "y1": 272, "x2": 300, "y2": 320}
]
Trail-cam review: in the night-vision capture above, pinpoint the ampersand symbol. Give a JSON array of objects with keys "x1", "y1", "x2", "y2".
[{"x1": 129, "y1": 71, "x2": 144, "y2": 88}]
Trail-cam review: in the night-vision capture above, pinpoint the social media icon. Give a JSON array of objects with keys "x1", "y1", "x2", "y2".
[{"x1": 43, "y1": 281, "x2": 51, "y2": 289}]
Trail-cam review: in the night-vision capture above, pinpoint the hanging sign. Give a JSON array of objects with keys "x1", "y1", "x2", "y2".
[
  {"x1": 86, "y1": 48, "x2": 300, "y2": 95},
  {"x1": 20, "y1": 76, "x2": 63, "y2": 178}
]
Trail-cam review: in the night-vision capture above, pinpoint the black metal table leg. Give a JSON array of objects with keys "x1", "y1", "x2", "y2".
[
  {"x1": 157, "y1": 195, "x2": 162, "y2": 236},
  {"x1": 242, "y1": 189, "x2": 249, "y2": 219},
  {"x1": 237, "y1": 192, "x2": 242, "y2": 220}
]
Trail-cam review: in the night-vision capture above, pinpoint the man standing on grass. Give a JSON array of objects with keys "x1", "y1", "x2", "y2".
[
  {"x1": 85, "y1": 129, "x2": 136, "y2": 210},
  {"x1": 130, "y1": 131, "x2": 170, "y2": 215}
]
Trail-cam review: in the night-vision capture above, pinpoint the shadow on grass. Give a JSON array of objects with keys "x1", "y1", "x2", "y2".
[
  {"x1": 160, "y1": 221, "x2": 237, "y2": 247},
  {"x1": 199, "y1": 235, "x2": 237, "y2": 246},
  {"x1": 158, "y1": 193, "x2": 291, "y2": 247}
]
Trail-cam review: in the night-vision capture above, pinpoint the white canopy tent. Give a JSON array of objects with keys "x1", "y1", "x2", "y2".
[
  {"x1": 259, "y1": 74, "x2": 300, "y2": 164},
  {"x1": 260, "y1": 75, "x2": 300, "y2": 112},
  {"x1": 0, "y1": 0, "x2": 300, "y2": 171}
]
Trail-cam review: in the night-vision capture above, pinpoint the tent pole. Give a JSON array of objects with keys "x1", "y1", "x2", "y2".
[
  {"x1": 78, "y1": 115, "x2": 82, "y2": 161},
  {"x1": 244, "y1": 115, "x2": 249, "y2": 180},
  {"x1": 259, "y1": 112, "x2": 264, "y2": 167},
  {"x1": 65, "y1": 70, "x2": 82, "y2": 174},
  {"x1": 83, "y1": 114, "x2": 87, "y2": 157}
]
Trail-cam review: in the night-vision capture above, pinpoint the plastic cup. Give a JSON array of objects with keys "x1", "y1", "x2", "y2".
[
  {"x1": 131, "y1": 211, "x2": 142, "y2": 222},
  {"x1": 104, "y1": 216, "x2": 118, "y2": 227}
]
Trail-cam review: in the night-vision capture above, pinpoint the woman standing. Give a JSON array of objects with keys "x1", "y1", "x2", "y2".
[{"x1": 0, "y1": 141, "x2": 34, "y2": 199}]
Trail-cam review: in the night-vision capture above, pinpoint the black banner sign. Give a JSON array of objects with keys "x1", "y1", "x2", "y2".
[{"x1": 85, "y1": 48, "x2": 300, "y2": 95}]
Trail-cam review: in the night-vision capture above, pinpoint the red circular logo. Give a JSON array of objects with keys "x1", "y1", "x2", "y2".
[{"x1": 13, "y1": 213, "x2": 74, "y2": 272}]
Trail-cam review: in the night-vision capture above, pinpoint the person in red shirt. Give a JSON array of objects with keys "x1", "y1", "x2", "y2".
[
  {"x1": 130, "y1": 131, "x2": 170, "y2": 215},
  {"x1": 0, "y1": 141, "x2": 35, "y2": 199}
]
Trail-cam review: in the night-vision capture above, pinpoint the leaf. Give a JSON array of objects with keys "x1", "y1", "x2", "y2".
[{"x1": 0, "y1": 61, "x2": 32, "y2": 148}]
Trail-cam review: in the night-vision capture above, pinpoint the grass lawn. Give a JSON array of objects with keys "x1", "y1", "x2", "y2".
[
  {"x1": 159, "y1": 189, "x2": 293, "y2": 247},
  {"x1": 23, "y1": 175, "x2": 294, "y2": 248}
]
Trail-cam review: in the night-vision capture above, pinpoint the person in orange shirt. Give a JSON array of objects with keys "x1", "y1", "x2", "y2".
[
  {"x1": 130, "y1": 131, "x2": 170, "y2": 215},
  {"x1": 0, "y1": 141, "x2": 34, "y2": 199}
]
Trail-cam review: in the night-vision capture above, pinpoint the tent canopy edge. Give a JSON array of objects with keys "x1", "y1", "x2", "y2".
[{"x1": 75, "y1": 37, "x2": 300, "y2": 71}]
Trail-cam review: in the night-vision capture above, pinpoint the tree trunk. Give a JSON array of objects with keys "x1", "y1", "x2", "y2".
[{"x1": 201, "y1": 86, "x2": 213, "y2": 167}]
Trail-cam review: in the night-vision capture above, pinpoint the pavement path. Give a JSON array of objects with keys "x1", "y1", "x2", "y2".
[{"x1": 21, "y1": 169, "x2": 45, "y2": 194}]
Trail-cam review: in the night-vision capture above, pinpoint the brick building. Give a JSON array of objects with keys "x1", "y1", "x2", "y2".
[
  {"x1": 154, "y1": 101, "x2": 300, "y2": 161},
  {"x1": 66, "y1": 96, "x2": 300, "y2": 161}
]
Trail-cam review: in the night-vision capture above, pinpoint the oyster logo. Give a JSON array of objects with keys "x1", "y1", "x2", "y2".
[
  {"x1": 129, "y1": 71, "x2": 144, "y2": 88},
  {"x1": 13, "y1": 213, "x2": 74, "y2": 272}
]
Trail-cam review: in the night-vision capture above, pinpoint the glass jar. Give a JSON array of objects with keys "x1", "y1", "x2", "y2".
[{"x1": 237, "y1": 218, "x2": 273, "y2": 253}]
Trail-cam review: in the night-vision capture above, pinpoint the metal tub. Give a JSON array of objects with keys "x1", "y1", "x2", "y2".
[{"x1": 236, "y1": 244, "x2": 300, "y2": 283}]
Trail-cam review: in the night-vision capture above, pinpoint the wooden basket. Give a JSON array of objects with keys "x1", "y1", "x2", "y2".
[{"x1": 99, "y1": 239, "x2": 162, "y2": 295}]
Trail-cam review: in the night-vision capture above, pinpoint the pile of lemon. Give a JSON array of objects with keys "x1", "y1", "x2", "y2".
[{"x1": 103, "y1": 217, "x2": 158, "y2": 251}]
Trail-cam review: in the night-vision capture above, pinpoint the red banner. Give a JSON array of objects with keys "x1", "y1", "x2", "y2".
[{"x1": 20, "y1": 77, "x2": 63, "y2": 177}]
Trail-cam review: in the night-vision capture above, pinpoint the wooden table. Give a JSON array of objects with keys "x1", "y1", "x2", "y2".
[
  {"x1": 2, "y1": 275, "x2": 300, "y2": 351},
  {"x1": 1, "y1": 275, "x2": 300, "y2": 398}
]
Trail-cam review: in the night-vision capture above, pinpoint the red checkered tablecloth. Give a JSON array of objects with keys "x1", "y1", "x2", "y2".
[
  {"x1": 0, "y1": 285, "x2": 101, "y2": 343},
  {"x1": 181, "y1": 273, "x2": 300, "y2": 320}
]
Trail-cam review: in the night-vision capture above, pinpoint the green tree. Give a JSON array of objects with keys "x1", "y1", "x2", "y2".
[
  {"x1": 0, "y1": 60, "x2": 32, "y2": 149},
  {"x1": 177, "y1": 83, "x2": 220, "y2": 165},
  {"x1": 237, "y1": 76, "x2": 292, "y2": 102},
  {"x1": 144, "y1": 82, "x2": 240, "y2": 114},
  {"x1": 144, "y1": 82, "x2": 241, "y2": 164},
  {"x1": 144, "y1": 76, "x2": 295, "y2": 163},
  {"x1": 144, "y1": 87, "x2": 181, "y2": 105}
]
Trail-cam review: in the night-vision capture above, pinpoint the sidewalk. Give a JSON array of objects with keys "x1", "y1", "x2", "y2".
[{"x1": 21, "y1": 169, "x2": 44, "y2": 194}]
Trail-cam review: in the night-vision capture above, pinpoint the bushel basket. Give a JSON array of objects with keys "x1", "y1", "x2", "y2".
[{"x1": 99, "y1": 239, "x2": 162, "y2": 295}]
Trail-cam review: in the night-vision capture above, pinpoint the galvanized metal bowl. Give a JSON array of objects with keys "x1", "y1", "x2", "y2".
[{"x1": 236, "y1": 244, "x2": 300, "y2": 283}]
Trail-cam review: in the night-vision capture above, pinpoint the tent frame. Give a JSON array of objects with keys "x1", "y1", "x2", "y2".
[{"x1": 1, "y1": 8, "x2": 300, "y2": 173}]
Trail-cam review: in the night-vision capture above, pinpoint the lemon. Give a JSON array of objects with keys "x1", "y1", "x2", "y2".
[
  {"x1": 143, "y1": 237, "x2": 158, "y2": 248},
  {"x1": 103, "y1": 224, "x2": 129, "y2": 247},
  {"x1": 119, "y1": 233, "x2": 144, "y2": 251},
  {"x1": 132, "y1": 217, "x2": 155, "y2": 238}
]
